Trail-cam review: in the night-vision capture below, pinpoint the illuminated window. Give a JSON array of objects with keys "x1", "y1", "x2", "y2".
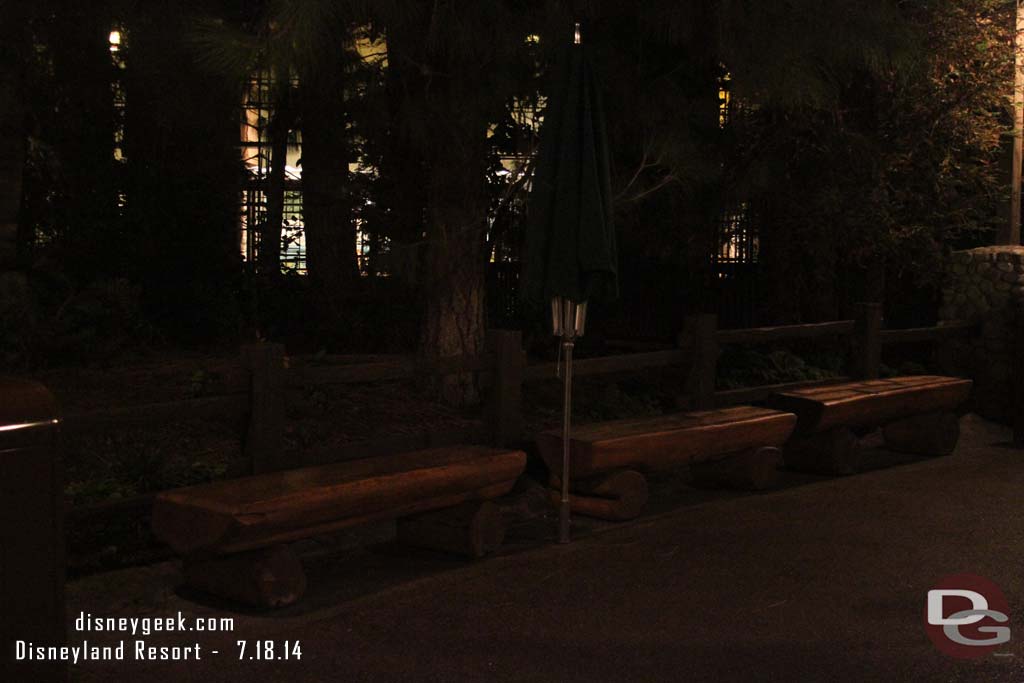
[
  {"x1": 714, "y1": 202, "x2": 758, "y2": 278},
  {"x1": 719, "y1": 72, "x2": 731, "y2": 128},
  {"x1": 714, "y1": 69, "x2": 757, "y2": 276},
  {"x1": 239, "y1": 69, "x2": 305, "y2": 274},
  {"x1": 109, "y1": 28, "x2": 127, "y2": 163}
]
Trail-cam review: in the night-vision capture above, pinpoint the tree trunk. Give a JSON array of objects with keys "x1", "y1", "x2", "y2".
[
  {"x1": 380, "y1": 24, "x2": 427, "y2": 286},
  {"x1": 259, "y1": 74, "x2": 290, "y2": 277},
  {"x1": 757, "y1": 194, "x2": 801, "y2": 324},
  {"x1": 806, "y1": 223, "x2": 839, "y2": 322},
  {"x1": 386, "y1": 5, "x2": 497, "y2": 405},
  {"x1": 0, "y1": 2, "x2": 28, "y2": 272},
  {"x1": 124, "y1": 6, "x2": 241, "y2": 339},
  {"x1": 300, "y1": 55, "x2": 357, "y2": 304},
  {"x1": 420, "y1": 176, "x2": 488, "y2": 405},
  {"x1": 419, "y1": 123, "x2": 488, "y2": 405},
  {"x1": 48, "y1": 3, "x2": 119, "y2": 278}
]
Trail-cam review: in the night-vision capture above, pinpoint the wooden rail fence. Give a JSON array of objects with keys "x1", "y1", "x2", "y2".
[{"x1": 57, "y1": 303, "x2": 976, "y2": 521}]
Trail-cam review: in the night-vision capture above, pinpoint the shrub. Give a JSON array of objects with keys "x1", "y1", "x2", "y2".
[
  {"x1": 717, "y1": 347, "x2": 843, "y2": 390},
  {"x1": 0, "y1": 273, "x2": 150, "y2": 369}
]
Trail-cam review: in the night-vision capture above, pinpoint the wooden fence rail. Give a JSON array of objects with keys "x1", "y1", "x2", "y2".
[
  {"x1": 522, "y1": 348, "x2": 689, "y2": 382},
  {"x1": 715, "y1": 320, "x2": 856, "y2": 345},
  {"x1": 63, "y1": 395, "x2": 249, "y2": 435},
  {"x1": 56, "y1": 304, "x2": 976, "y2": 520},
  {"x1": 878, "y1": 320, "x2": 975, "y2": 344}
]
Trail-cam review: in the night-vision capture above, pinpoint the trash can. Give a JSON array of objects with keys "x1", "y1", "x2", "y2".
[{"x1": 1, "y1": 378, "x2": 65, "y2": 681}]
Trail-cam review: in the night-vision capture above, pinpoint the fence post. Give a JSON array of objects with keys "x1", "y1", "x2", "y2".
[
  {"x1": 1, "y1": 379, "x2": 65, "y2": 682},
  {"x1": 241, "y1": 343, "x2": 288, "y2": 473},
  {"x1": 486, "y1": 330, "x2": 524, "y2": 447},
  {"x1": 1014, "y1": 309, "x2": 1024, "y2": 446},
  {"x1": 681, "y1": 314, "x2": 719, "y2": 409},
  {"x1": 854, "y1": 302, "x2": 883, "y2": 380}
]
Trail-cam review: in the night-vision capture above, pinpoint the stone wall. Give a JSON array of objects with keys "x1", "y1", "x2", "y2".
[{"x1": 939, "y1": 246, "x2": 1024, "y2": 421}]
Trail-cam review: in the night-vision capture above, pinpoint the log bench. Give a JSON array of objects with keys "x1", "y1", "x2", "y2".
[
  {"x1": 152, "y1": 446, "x2": 526, "y2": 608},
  {"x1": 535, "y1": 406, "x2": 798, "y2": 521},
  {"x1": 767, "y1": 375, "x2": 972, "y2": 475}
]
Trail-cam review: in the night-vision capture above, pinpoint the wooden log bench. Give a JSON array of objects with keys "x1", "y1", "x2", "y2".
[
  {"x1": 767, "y1": 375, "x2": 972, "y2": 475},
  {"x1": 152, "y1": 446, "x2": 526, "y2": 608},
  {"x1": 535, "y1": 406, "x2": 798, "y2": 521}
]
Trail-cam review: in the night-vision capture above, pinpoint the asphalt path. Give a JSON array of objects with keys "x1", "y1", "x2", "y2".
[{"x1": 65, "y1": 414, "x2": 1024, "y2": 682}]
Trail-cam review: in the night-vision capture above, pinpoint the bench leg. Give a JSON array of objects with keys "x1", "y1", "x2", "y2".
[
  {"x1": 690, "y1": 447, "x2": 782, "y2": 491},
  {"x1": 494, "y1": 478, "x2": 551, "y2": 524},
  {"x1": 182, "y1": 545, "x2": 306, "y2": 608},
  {"x1": 783, "y1": 427, "x2": 862, "y2": 476},
  {"x1": 549, "y1": 469, "x2": 649, "y2": 521},
  {"x1": 883, "y1": 412, "x2": 960, "y2": 456},
  {"x1": 397, "y1": 501, "x2": 506, "y2": 559}
]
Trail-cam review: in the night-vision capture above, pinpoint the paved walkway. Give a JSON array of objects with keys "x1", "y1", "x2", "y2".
[{"x1": 67, "y1": 415, "x2": 1024, "y2": 682}]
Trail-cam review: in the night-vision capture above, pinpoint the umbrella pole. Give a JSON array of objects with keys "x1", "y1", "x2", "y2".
[{"x1": 559, "y1": 336, "x2": 574, "y2": 544}]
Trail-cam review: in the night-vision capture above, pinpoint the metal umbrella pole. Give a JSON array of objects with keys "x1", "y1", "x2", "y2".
[
  {"x1": 554, "y1": 296, "x2": 586, "y2": 544},
  {"x1": 559, "y1": 333, "x2": 574, "y2": 543}
]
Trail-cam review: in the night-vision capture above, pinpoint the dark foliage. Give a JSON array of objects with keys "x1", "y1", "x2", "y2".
[{"x1": 3, "y1": 0, "x2": 1017, "y2": 367}]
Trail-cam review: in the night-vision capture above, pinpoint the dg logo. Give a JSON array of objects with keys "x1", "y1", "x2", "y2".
[{"x1": 925, "y1": 574, "x2": 1011, "y2": 659}]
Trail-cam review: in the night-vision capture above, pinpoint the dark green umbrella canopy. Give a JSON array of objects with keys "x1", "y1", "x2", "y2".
[{"x1": 522, "y1": 39, "x2": 618, "y2": 306}]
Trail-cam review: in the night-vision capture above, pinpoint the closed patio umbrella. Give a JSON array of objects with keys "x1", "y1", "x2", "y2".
[{"x1": 522, "y1": 24, "x2": 617, "y2": 543}]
